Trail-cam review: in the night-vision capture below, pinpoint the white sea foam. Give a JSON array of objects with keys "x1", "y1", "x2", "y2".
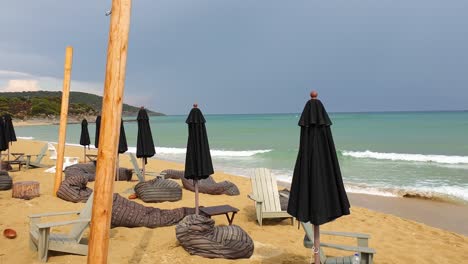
[
  {"x1": 17, "y1": 136, "x2": 34, "y2": 140},
  {"x1": 156, "y1": 147, "x2": 272, "y2": 157},
  {"x1": 342, "y1": 150, "x2": 468, "y2": 164},
  {"x1": 345, "y1": 183, "x2": 468, "y2": 203}
]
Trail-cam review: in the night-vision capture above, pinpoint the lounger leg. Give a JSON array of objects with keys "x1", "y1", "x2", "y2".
[
  {"x1": 29, "y1": 235, "x2": 38, "y2": 251},
  {"x1": 38, "y1": 228, "x2": 50, "y2": 262}
]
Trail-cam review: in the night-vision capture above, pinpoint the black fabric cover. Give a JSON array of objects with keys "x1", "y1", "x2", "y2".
[
  {"x1": 79, "y1": 119, "x2": 91, "y2": 147},
  {"x1": 118, "y1": 119, "x2": 128, "y2": 154},
  {"x1": 0, "y1": 171, "x2": 12, "y2": 190},
  {"x1": 3, "y1": 114, "x2": 16, "y2": 144},
  {"x1": 184, "y1": 107, "x2": 213, "y2": 180},
  {"x1": 0, "y1": 118, "x2": 8, "y2": 151},
  {"x1": 56, "y1": 174, "x2": 93, "y2": 203},
  {"x1": 134, "y1": 178, "x2": 182, "y2": 203},
  {"x1": 64, "y1": 162, "x2": 132, "y2": 182},
  {"x1": 136, "y1": 108, "x2": 155, "y2": 164},
  {"x1": 287, "y1": 99, "x2": 350, "y2": 225},
  {"x1": 111, "y1": 193, "x2": 195, "y2": 228},
  {"x1": 94, "y1": 115, "x2": 101, "y2": 148},
  {"x1": 163, "y1": 169, "x2": 240, "y2": 196},
  {"x1": 176, "y1": 214, "x2": 254, "y2": 259}
]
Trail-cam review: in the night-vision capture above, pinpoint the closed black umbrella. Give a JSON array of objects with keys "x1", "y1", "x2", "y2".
[
  {"x1": 0, "y1": 118, "x2": 9, "y2": 171},
  {"x1": 115, "y1": 119, "x2": 128, "y2": 181},
  {"x1": 3, "y1": 114, "x2": 16, "y2": 163},
  {"x1": 287, "y1": 92, "x2": 350, "y2": 264},
  {"x1": 118, "y1": 119, "x2": 128, "y2": 154},
  {"x1": 80, "y1": 119, "x2": 91, "y2": 162},
  {"x1": 184, "y1": 104, "x2": 213, "y2": 214},
  {"x1": 136, "y1": 107, "x2": 155, "y2": 178},
  {"x1": 94, "y1": 115, "x2": 101, "y2": 148}
]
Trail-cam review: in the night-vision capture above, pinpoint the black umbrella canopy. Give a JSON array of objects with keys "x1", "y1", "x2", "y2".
[
  {"x1": 94, "y1": 115, "x2": 101, "y2": 148},
  {"x1": 184, "y1": 105, "x2": 214, "y2": 180},
  {"x1": 80, "y1": 119, "x2": 91, "y2": 147},
  {"x1": 287, "y1": 93, "x2": 350, "y2": 226},
  {"x1": 118, "y1": 119, "x2": 128, "y2": 154},
  {"x1": 3, "y1": 114, "x2": 17, "y2": 144},
  {"x1": 0, "y1": 118, "x2": 8, "y2": 151},
  {"x1": 136, "y1": 108, "x2": 155, "y2": 160}
]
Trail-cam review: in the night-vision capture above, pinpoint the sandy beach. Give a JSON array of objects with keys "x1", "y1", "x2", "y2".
[{"x1": 1, "y1": 139, "x2": 468, "y2": 264}]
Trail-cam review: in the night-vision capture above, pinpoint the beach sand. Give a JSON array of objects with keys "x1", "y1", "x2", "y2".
[{"x1": 1, "y1": 140, "x2": 468, "y2": 263}]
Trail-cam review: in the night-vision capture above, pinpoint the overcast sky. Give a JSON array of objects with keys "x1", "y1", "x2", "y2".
[{"x1": 1, "y1": 1, "x2": 467, "y2": 114}]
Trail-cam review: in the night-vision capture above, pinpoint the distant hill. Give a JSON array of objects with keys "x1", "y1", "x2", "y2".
[{"x1": 0, "y1": 91, "x2": 164, "y2": 120}]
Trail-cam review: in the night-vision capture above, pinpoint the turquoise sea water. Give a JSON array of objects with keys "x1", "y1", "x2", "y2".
[{"x1": 14, "y1": 111, "x2": 468, "y2": 203}]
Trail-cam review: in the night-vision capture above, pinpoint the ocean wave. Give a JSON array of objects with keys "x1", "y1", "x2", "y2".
[
  {"x1": 345, "y1": 184, "x2": 468, "y2": 203},
  {"x1": 131, "y1": 147, "x2": 272, "y2": 157},
  {"x1": 17, "y1": 136, "x2": 34, "y2": 140},
  {"x1": 342, "y1": 150, "x2": 468, "y2": 164}
]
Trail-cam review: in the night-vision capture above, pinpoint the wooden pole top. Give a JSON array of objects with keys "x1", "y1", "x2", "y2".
[{"x1": 310, "y1": 91, "x2": 318, "y2": 99}]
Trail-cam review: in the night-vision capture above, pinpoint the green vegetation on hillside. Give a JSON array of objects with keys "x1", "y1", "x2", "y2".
[{"x1": 0, "y1": 91, "x2": 164, "y2": 119}]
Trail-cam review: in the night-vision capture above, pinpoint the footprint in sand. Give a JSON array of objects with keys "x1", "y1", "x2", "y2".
[{"x1": 250, "y1": 241, "x2": 283, "y2": 260}]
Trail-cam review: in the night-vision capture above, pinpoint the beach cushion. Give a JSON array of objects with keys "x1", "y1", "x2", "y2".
[
  {"x1": 134, "y1": 178, "x2": 182, "y2": 203},
  {"x1": 0, "y1": 171, "x2": 13, "y2": 190},
  {"x1": 162, "y1": 169, "x2": 240, "y2": 196},
  {"x1": 111, "y1": 193, "x2": 195, "y2": 228},
  {"x1": 176, "y1": 214, "x2": 254, "y2": 259},
  {"x1": 64, "y1": 162, "x2": 133, "y2": 182},
  {"x1": 56, "y1": 174, "x2": 93, "y2": 203}
]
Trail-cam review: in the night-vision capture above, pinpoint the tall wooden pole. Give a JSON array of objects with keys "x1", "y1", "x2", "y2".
[
  {"x1": 53, "y1": 46, "x2": 73, "y2": 196},
  {"x1": 87, "y1": 0, "x2": 132, "y2": 263}
]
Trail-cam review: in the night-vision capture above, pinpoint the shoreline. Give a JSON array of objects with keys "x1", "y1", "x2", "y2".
[
  {"x1": 277, "y1": 181, "x2": 468, "y2": 236},
  {"x1": 14, "y1": 138, "x2": 468, "y2": 235}
]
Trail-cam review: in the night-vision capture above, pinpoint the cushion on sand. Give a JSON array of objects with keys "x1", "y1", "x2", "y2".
[
  {"x1": 0, "y1": 171, "x2": 13, "y2": 190},
  {"x1": 56, "y1": 174, "x2": 93, "y2": 203},
  {"x1": 111, "y1": 194, "x2": 195, "y2": 228},
  {"x1": 176, "y1": 214, "x2": 254, "y2": 259},
  {"x1": 162, "y1": 169, "x2": 240, "y2": 196},
  {"x1": 64, "y1": 162, "x2": 132, "y2": 182},
  {"x1": 134, "y1": 178, "x2": 182, "y2": 203}
]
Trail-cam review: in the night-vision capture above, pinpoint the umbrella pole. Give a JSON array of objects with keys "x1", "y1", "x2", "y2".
[
  {"x1": 116, "y1": 154, "x2": 119, "y2": 181},
  {"x1": 313, "y1": 225, "x2": 320, "y2": 264},
  {"x1": 142, "y1": 158, "x2": 145, "y2": 180},
  {"x1": 0, "y1": 151, "x2": 2, "y2": 171},
  {"x1": 84, "y1": 146, "x2": 86, "y2": 163},
  {"x1": 194, "y1": 179, "x2": 199, "y2": 215},
  {"x1": 7, "y1": 148, "x2": 10, "y2": 163}
]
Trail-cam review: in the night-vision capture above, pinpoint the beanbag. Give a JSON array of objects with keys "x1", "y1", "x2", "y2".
[
  {"x1": 0, "y1": 171, "x2": 12, "y2": 190},
  {"x1": 56, "y1": 174, "x2": 93, "y2": 203},
  {"x1": 134, "y1": 178, "x2": 182, "y2": 203},
  {"x1": 111, "y1": 194, "x2": 195, "y2": 228},
  {"x1": 64, "y1": 162, "x2": 132, "y2": 181},
  {"x1": 176, "y1": 214, "x2": 254, "y2": 259},
  {"x1": 162, "y1": 169, "x2": 240, "y2": 196}
]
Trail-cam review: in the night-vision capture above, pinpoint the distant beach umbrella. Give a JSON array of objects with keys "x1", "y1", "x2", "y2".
[
  {"x1": 184, "y1": 104, "x2": 214, "y2": 214},
  {"x1": 287, "y1": 91, "x2": 350, "y2": 264},
  {"x1": 80, "y1": 119, "x2": 91, "y2": 162},
  {"x1": 3, "y1": 114, "x2": 16, "y2": 164},
  {"x1": 136, "y1": 107, "x2": 155, "y2": 177},
  {"x1": 0, "y1": 118, "x2": 9, "y2": 171},
  {"x1": 3, "y1": 114, "x2": 16, "y2": 145},
  {"x1": 118, "y1": 119, "x2": 128, "y2": 154},
  {"x1": 94, "y1": 115, "x2": 101, "y2": 148}
]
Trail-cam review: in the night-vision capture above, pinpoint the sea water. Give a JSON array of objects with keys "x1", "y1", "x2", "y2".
[{"x1": 14, "y1": 111, "x2": 468, "y2": 203}]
